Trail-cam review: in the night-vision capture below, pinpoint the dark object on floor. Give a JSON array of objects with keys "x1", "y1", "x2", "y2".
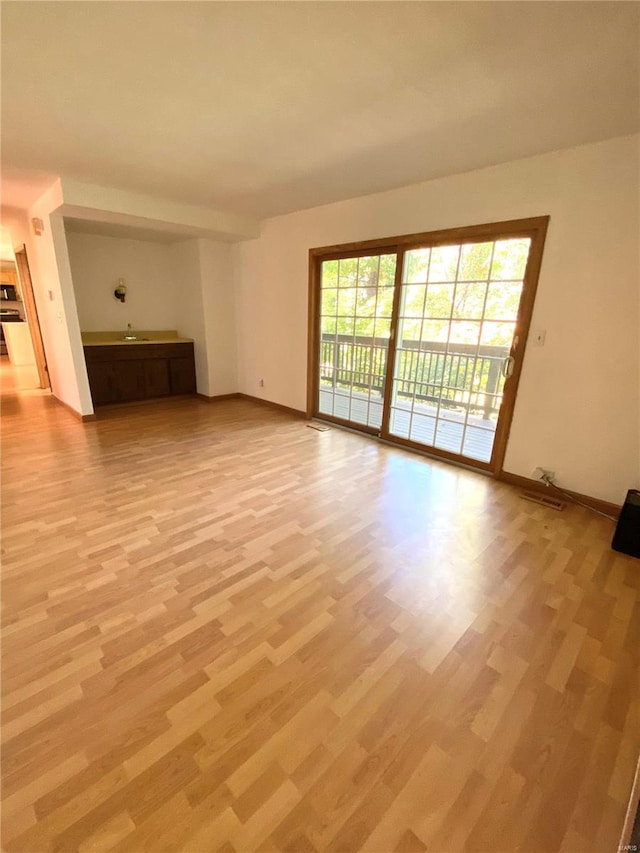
[
  {"x1": 612, "y1": 489, "x2": 640, "y2": 558},
  {"x1": 307, "y1": 423, "x2": 330, "y2": 432}
]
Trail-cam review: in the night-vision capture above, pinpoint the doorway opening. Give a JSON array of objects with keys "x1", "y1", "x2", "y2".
[{"x1": 1, "y1": 237, "x2": 50, "y2": 394}]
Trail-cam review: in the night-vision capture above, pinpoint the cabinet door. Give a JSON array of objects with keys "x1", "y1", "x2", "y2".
[
  {"x1": 170, "y1": 357, "x2": 196, "y2": 395},
  {"x1": 144, "y1": 359, "x2": 171, "y2": 397},
  {"x1": 114, "y1": 360, "x2": 145, "y2": 401},
  {"x1": 1, "y1": 266, "x2": 19, "y2": 289},
  {"x1": 86, "y1": 361, "x2": 117, "y2": 405}
]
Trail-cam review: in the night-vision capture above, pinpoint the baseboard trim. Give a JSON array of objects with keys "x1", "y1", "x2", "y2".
[
  {"x1": 196, "y1": 392, "x2": 241, "y2": 403},
  {"x1": 237, "y1": 393, "x2": 306, "y2": 419},
  {"x1": 53, "y1": 395, "x2": 96, "y2": 422},
  {"x1": 498, "y1": 471, "x2": 621, "y2": 518},
  {"x1": 195, "y1": 391, "x2": 305, "y2": 419},
  {"x1": 91, "y1": 395, "x2": 197, "y2": 413}
]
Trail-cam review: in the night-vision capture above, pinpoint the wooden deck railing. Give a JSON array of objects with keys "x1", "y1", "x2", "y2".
[{"x1": 320, "y1": 333, "x2": 508, "y2": 419}]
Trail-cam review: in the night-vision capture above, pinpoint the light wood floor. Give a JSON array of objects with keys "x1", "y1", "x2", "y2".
[{"x1": 2, "y1": 385, "x2": 639, "y2": 852}]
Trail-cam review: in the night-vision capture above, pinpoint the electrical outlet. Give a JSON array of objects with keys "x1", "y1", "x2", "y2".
[
  {"x1": 533, "y1": 329, "x2": 547, "y2": 347},
  {"x1": 532, "y1": 467, "x2": 555, "y2": 484}
]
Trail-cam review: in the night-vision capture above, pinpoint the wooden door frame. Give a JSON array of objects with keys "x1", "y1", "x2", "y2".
[
  {"x1": 379, "y1": 247, "x2": 406, "y2": 439},
  {"x1": 306, "y1": 245, "x2": 401, "y2": 427},
  {"x1": 307, "y1": 216, "x2": 550, "y2": 476},
  {"x1": 14, "y1": 245, "x2": 50, "y2": 390}
]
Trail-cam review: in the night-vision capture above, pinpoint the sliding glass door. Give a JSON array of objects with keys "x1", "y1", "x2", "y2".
[
  {"x1": 387, "y1": 238, "x2": 530, "y2": 463},
  {"x1": 308, "y1": 218, "x2": 548, "y2": 473},
  {"x1": 317, "y1": 253, "x2": 396, "y2": 431}
]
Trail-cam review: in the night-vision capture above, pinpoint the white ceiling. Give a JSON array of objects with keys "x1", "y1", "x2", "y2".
[{"x1": 2, "y1": 2, "x2": 639, "y2": 219}]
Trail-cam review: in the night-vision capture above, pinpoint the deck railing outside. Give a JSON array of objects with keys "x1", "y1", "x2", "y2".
[{"x1": 320, "y1": 333, "x2": 508, "y2": 419}]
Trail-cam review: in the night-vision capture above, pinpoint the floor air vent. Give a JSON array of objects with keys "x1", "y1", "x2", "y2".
[{"x1": 520, "y1": 491, "x2": 565, "y2": 511}]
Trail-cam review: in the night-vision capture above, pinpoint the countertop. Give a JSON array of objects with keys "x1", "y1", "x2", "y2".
[{"x1": 82, "y1": 330, "x2": 194, "y2": 347}]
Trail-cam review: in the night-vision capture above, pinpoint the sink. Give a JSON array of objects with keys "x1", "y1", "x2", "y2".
[{"x1": 123, "y1": 335, "x2": 138, "y2": 341}]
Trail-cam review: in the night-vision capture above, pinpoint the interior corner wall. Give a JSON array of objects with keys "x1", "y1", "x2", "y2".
[
  {"x1": 169, "y1": 239, "x2": 237, "y2": 398},
  {"x1": 169, "y1": 239, "x2": 210, "y2": 396},
  {"x1": 233, "y1": 134, "x2": 640, "y2": 505},
  {"x1": 197, "y1": 239, "x2": 237, "y2": 397}
]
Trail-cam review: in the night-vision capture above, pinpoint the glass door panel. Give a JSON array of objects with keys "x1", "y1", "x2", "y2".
[
  {"x1": 387, "y1": 238, "x2": 531, "y2": 463},
  {"x1": 312, "y1": 219, "x2": 547, "y2": 473},
  {"x1": 318, "y1": 253, "x2": 396, "y2": 430}
]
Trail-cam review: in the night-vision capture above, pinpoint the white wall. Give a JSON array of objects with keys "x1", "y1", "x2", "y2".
[
  {"x1": 1, "y1": 226, "x2": 16, "y2": 261},
  {"x1": 168, "y1": 238, "x2": 238, "y2": 397},
  {"x1": 170, "y1": 238, "x2": 210, "y2": 395},
  {"x1": 47, "y1": 211, "x2": 94, "y2": 415},
  {"x1": 233, "y1": 134, "x2": 640, "y2": 504},
  {"x1": 66, "y1": 231, "x2": 177, "y2": 332},
  {"x1": 198, "y1": 239, "x2": 237, "y2": 396}
]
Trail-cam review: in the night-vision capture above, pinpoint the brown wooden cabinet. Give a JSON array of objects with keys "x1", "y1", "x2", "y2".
[
  {"x1": 143, "y1": 359, "x2": 171, "y2": 397},
  {"x1": 1, "y1": 262, "x2": 20, "y2": 296},
  {"x1": 169, "y1": 357, "x2": 197, "y2": 396},
  {"x1": 114, "y1": 360, "x2": 145, "y2": 401},
  {"x1": 85, "y1": 361, "x2": 117, "y2": 405},
  {"x1": 84, "y1": 342, "x2": 196, "y2": 406}
]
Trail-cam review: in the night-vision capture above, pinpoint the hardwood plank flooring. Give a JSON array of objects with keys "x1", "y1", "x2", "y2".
[{"x1": 2, "y1": 381, "x2": 639, "y2": 852}]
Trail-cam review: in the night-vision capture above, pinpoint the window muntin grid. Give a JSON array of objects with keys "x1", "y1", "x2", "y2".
[
  {"x1": 318, "y1": 254, "x2": 396, "y2": 429},
  {"x1": 388, "y1": 238, "x2": 530, "y2": 462}
]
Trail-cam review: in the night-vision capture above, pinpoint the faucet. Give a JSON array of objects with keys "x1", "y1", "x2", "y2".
[{"x1": 123, "y1": 323, "x2": 137, "y2": 341}]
